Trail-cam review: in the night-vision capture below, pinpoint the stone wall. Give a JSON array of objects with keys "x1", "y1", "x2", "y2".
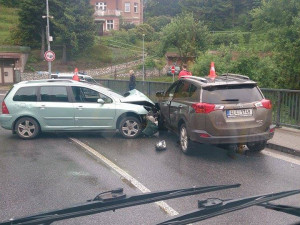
[{"x1": 21, "y1": 60, "x2": 167, "y2": 81}]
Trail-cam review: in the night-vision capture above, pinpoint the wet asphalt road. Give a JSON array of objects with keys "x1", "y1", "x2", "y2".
[{"x1": 1, "y1": 93, "x2": 300, "y2": 225}]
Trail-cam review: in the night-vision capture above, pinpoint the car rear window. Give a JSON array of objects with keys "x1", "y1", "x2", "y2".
[
  {"x1": 13, "y1": 87, "x2": 38, "y2": 102},
  {"x1": 202, "y1": 84, "x2": 263, "y2": 104},
  {"x1": 40, "y1": 86, "x2": 69, "y2": 102}
]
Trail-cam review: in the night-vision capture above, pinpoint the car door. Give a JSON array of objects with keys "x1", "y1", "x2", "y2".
[
  {"x1": 37, "y1": 86, "x2": 74, "y2": 129},
  {"x1": 169, "y1": 80, "x2": 191, "y2": 130},
  {"x1": 159, "y1": 81, "x2": 179, "y2": 126},
  {"x1": 72, "y1": 86, "x2": 116, "y2": 129}
]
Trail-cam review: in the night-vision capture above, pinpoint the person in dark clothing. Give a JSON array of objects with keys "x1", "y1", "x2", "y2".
[{"x1": 129, "y1": 70, "x2": 136, "y2": 90}]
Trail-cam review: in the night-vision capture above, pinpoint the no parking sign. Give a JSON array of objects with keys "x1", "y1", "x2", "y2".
[{"x1": 44, "y1": 50, "x2": 55, "y2": 62}]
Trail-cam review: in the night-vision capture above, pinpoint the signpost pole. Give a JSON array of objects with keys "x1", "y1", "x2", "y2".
[{"x1": 46, "y1": 0, "x2": 51, "y2": 78}]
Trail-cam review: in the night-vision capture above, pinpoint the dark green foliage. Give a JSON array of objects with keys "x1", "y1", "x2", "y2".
[
  {"x1": 0, "y1": 0, "x2": 20, "y2": 7},
  {"x1": 144, "y1": 0, "x2": 181, "y2": 17},
  {"x1": 145, "y1": 16, "x2": 172, "y2": 32},
  {"x1": 12, "y1": 0, "x2": 46, "y2": 48},
  {"x1": 133, "y1": 24, "x2": 156, "y2": 41}
]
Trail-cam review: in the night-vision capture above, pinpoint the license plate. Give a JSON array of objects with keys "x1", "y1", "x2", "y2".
[{"x1": 226, "y1": 109, "x2": 253, "y2": 118}]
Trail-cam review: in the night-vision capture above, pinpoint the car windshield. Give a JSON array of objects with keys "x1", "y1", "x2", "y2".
[{"x1": 1, "y1": 1, "x2": 300, "y2": 225}]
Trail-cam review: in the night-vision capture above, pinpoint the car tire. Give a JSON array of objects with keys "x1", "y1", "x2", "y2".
[
  {"x1": 119, "y1": 116, "x2": 142, "y2": 139},
  {"x1": 179, "y1": 123, "x2": 192, "y2": 154},
  {"x1": 15, "y1": 117, "x2": 40, "y2": 139},
  {"x1": 247, "y1": 141, "x2": 266, "y2": 152}
]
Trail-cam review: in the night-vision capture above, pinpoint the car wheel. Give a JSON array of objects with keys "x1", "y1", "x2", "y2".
[
  {"x1": 247, "y1": 141, "x2": 267, "y2": 152},
  {"x1": 179, "y1": 123, "x2": 192, "y2": 154},
  {"x1": 119, "y1": 116, "x2": 141, "y2": 139},
  {"x1": 15, "y1": 117, "x2": 40, "y2": 139}
]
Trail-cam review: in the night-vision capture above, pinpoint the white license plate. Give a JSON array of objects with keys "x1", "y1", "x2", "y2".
[{"x1": 226, "y1": 109, "x2": 253, "y2": 118}]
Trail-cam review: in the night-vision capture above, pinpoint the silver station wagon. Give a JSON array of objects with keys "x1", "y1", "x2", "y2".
[{"x1": 0, "y1": 79, "x2": 155, "y2": 139}]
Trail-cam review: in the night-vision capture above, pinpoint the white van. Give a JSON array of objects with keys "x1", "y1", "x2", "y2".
[{"x1": 51, "y1": 72, "x2": 98, "y2": 85}]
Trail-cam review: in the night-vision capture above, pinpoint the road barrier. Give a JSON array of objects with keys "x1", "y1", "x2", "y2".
[{"x1": 96, "y1": 79, "x2": 300, "y2": 129}]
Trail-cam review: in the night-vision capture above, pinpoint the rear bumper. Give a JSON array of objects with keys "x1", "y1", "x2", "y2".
[
  {"x1": 190, "y1": 125, "x2": 275, "y2": 144},
  {"x1": 0, "y1": 114, "x2": 13, "y2": 130}
]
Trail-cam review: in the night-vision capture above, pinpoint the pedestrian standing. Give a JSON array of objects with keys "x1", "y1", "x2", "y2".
[
  {"x1": 128, "y1": 70, "x2": 136, "y2": 90},
  {"x1": 178, "y1": 64, "x2": 192, "y2": 79}
]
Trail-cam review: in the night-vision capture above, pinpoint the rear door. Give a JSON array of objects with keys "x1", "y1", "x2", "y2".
[
  {"x1": 72, "y1": 86, "x2": 116, "y2": 129},
  {"x1": 37, "y1": 86, "x2": 74, "y2": 129},
  {"x1": 202, "y1": 84, "x2": 270, "y2": 136}
]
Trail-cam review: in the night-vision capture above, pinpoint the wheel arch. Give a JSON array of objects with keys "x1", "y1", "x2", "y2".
[
  {"x1": 13, "y1": 115, "x2": 41, "y2": 132},
  {"x1": 116, "y1": 112, "x2": 143, "y2": 129}
]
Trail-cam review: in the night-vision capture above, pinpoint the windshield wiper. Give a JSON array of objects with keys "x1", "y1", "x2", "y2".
[
  {"x1": 221, "y1": 99, "x2": 239, "y2": 101},
  {"x1": 260, "y1": 202, "x2": 300, "y2": 218},
  {"x1": 0, "y1": 184, "x2": 240, "y2": 225},
  {"x1": 157, "y1": 189, "x2": 300, "y2": 225}
]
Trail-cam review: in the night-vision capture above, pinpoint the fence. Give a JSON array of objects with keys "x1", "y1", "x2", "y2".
[{"x1": 96, "y1": 79, "x2": 300, "y2": 129}]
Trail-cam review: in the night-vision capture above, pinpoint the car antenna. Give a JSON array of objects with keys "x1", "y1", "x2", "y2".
[{"x1": 0, "y1": 184, "x2": 240, "y2": 225}]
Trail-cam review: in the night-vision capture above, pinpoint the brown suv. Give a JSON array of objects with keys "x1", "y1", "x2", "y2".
[{"x1": 156, "y1": 74, "x2": 275, "y2": 154}]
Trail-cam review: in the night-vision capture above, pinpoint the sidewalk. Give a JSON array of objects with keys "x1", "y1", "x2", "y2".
[{"x1": 267, "y1": 127, "x2": 300, "y2": 157}]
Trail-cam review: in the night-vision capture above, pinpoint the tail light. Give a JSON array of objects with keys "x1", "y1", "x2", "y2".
[
  {"x1": 2, "y1": 101, "x2": 9, "y2": 114},
  {"x1": 254, "y1": 99, "x2": 272, "y2": 109},
  {"x1": 191, "y1": 103, "x2": 224, "y2": 114}
]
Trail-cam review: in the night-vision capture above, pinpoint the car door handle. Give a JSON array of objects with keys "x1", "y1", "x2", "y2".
[
  {"x1": 76, "y1": 106, "x2": 83, "y2": 110},
  {"x1": 178, "y1": 105, "x2": 183, "y2": 108},
  {"x1": 39, "y1": 105, "x2": 46, "y2": 109}
]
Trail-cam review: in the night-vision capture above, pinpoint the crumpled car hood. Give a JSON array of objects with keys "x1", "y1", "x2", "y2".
[{"x1": 120, "y1": 89, "x2": 155, "y2": 107}]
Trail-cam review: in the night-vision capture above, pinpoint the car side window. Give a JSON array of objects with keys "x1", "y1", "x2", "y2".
[
  {"x1": 13, "y1": 87, "x2": 38, "y2": 102},
  {"x1": 165, "y1": 82, "x2": 178, "y2": 97},
  {"x1": 174, "y1": 81, "x2": 190, "y2": 98},
  {"x1": 188, "y1": 84, "x2": 199, "y2": 101},
  {"x1": 40, "y1": 86, "x2": 69, "y2": 102},
  {"x1": 72, "y1": 87, "x2": 112, "y2": 103}
]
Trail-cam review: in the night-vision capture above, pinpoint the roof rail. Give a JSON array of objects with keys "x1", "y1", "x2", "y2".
[
  {"x1": 220, "y1": 73, "x2": 250, "y2": 80},
  {"x1": 182, "y1": 76, "x2": 208, "y2": 83},
  {"x1": 46, "y1": 79, "x2": 73, "y2": 83}
]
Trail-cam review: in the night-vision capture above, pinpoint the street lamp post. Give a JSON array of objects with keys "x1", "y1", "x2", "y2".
[{"x1": 142, "y1": 34, "x2": 145, "y2": 82}]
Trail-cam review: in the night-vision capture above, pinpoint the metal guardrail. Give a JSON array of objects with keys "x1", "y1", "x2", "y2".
[{"x1": 97, "y1": 79, "x2": 300, "y2": 129}]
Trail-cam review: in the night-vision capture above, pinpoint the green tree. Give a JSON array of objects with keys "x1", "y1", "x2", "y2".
[
  {"x1": 51, "y1": 0, "x2": 95, "y2": 62},
  {"x1": 144, "y1": 0, "x2": 181, "y2": 17},
  {"x1": 145, "y1": 16, "x2": 172, "y2": 32},
  {"x1": 251, "y1": 0, "x2": 300, "y2": 89},
  {"x1": 0, "y1": 0, "x2": 21, "y2": 8},
  {"x1": 159, "y1": 13, "x2": 209, "y2": 62}
]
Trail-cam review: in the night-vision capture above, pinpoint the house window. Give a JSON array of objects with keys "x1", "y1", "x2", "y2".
[
  {"x1": 125, "y1": 3, "x2": 130, "y2": 12},
  {"x1": 96, "y1": 2, "x2": 106, "y2": 10},
  {"x1": 134, "y1": 3, "x2": 138, "y2": 13},
  {"x1": 106, "y1": 20, "x2": 114, "y2": 30}
]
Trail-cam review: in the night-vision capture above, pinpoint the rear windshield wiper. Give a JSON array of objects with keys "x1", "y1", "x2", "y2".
[
  {"x1": 157, "y1": 189, "x2": 300, "y2": 225},
  {"x1": 0, "y1": 184, "x2": 240, "y2": 225},
  {"x1": 221, "y1": 99, "x2": 239, "y2": 101}
]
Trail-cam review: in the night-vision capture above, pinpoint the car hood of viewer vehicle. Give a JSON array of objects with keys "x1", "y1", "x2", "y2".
[{"x1": 120, "y1": 89, "x2": 155, "y2": 107}]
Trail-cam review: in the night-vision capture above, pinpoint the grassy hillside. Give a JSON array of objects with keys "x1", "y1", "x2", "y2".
[{"x1": 0, "y1": 6, "x2": 18, "y2": 45}]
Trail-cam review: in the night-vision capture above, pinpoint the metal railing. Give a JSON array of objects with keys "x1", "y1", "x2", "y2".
[{"x1": 96, "y1": 79, "x2": 300, "y2": 129}]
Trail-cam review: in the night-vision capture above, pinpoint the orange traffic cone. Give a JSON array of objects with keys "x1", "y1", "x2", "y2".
[
  {"x1": 72, "y1": 68, "x2": 80, "y2": 81},
  {"x1": 208, "y1": 62, "x2": 217, "y2": 79}
]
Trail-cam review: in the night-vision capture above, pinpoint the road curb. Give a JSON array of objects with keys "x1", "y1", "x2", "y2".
[{"x1": 267, "y1": 143, "x2": 300, "y2": 157}]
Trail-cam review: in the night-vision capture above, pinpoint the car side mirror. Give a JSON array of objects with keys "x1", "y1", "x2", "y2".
[
  {"x1": 156, "y1": 91, "x2": 164, "y2": 97},
  {"x1": 97, "y1": 99, "x2": 105, "y2": 104}
]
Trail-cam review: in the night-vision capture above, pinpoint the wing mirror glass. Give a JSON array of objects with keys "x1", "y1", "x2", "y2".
[{"x1": 97, "y1": 99, "x2": 105, "y2": 104}]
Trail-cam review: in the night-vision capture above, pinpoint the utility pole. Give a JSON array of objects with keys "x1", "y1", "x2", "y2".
[
  {"x1": 142, "y1": 34, "x2": 145, "y2": 82},
  {"x1": 43, "y1": 0, "x2": 52, "y2": 78}
]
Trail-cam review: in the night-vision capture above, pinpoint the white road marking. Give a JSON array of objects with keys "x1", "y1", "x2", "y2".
[
  {"x1": 262, "y1": 149, "x2": 300, "y2": 166},
  {"x1": 69, "y1": 137, "x2": 179, "y2": 216}
]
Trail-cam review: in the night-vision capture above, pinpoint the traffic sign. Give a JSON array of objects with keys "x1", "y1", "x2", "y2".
[
  {"x1": 44, "y1": 50, "x2": 55, "y2": 62},
  {"x1": 171, "y1": 66, "x2": 175, "y2": 74}
]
